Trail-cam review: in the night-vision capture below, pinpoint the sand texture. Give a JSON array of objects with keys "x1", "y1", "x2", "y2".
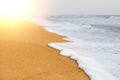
[{"x1": 0, "y1": 19, "x2": 90, "y2": 80}]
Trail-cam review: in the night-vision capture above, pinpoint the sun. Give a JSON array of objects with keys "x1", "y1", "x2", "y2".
[{"x1": 0, "y1": 0, "x2": 33, "y2": 18}]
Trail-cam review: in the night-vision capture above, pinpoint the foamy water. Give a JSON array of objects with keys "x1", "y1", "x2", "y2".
[{"x1": 30, "y1": 15, "x2": 120, "y2": 80}]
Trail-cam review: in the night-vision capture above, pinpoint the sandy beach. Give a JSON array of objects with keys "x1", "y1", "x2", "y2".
[{"x1": 0, "y1": 19, "x2": 90, "y2": 80}]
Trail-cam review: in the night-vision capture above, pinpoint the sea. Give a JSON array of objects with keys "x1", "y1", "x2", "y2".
[{"x1": 30, "y1": 15, "x2": 120, "y2": 80}]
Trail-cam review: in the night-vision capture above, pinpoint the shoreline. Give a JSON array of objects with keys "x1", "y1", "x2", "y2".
[{"x1": 0, "y1": 19, "x2": 90, "y2": 80}]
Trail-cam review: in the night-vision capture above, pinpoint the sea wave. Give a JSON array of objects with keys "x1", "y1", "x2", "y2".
[{"x1": 30, "y1": 15, "x2": 120, "y2": 80}]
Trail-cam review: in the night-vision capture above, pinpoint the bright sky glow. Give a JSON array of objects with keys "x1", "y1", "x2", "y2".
[{"x1": 0, "y1": 0, "x2": 34, "y2": 18}]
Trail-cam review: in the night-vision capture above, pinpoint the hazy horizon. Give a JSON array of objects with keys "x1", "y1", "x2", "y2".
[{"x1": 35, "y1": 0, "x2": 120, "y2": 16}]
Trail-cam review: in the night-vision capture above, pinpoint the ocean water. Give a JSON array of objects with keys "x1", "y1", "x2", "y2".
[{"x1": 30, "y1": 15, "x2": 120, "y2": 80}]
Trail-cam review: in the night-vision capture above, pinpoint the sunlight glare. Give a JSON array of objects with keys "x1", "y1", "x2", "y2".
[{"x1": 0, "y1": 0, "x2": 33, "y2": 18}]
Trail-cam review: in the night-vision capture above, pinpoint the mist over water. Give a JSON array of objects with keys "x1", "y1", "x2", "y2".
[{"x1": 31, "y1": 15, "x2": 120, "y2": 80}]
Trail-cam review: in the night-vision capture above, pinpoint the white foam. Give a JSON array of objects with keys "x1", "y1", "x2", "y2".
[
  {"x1": 30, "y1": 16, "x2": 120, "y2": 80},
  {"x1": 110, "y1": 16, "x2": 120, "y2": 19}
]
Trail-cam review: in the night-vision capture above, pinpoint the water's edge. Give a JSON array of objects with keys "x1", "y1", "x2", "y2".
[
  {"x1": 42, "y1": 27, "x2": 119, "y2": 80},
  {"x1": 29, "y1": 15, "x2": 120, "y2": 80}
]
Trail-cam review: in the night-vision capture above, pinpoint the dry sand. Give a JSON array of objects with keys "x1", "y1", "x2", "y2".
[{"x1": 0, "y1": 19, "x2": 90, "y2": 80}]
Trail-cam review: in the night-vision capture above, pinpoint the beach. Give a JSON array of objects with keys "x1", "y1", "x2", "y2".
[
  {"x1": 37, "y1": 15, "x2": 120, "y2": 80},
  {"x1": 0, "y1": 19, "x2": 89, "y2": 80}
]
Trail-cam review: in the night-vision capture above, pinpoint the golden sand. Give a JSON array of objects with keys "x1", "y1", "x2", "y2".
[{"x1": 0, "y1": 19, "x2": 90, "y2": 80}]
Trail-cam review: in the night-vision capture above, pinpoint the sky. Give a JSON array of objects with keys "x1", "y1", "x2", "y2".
[{"x1": 35, "y1": 0, "x2": 120, "y2": 15}]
